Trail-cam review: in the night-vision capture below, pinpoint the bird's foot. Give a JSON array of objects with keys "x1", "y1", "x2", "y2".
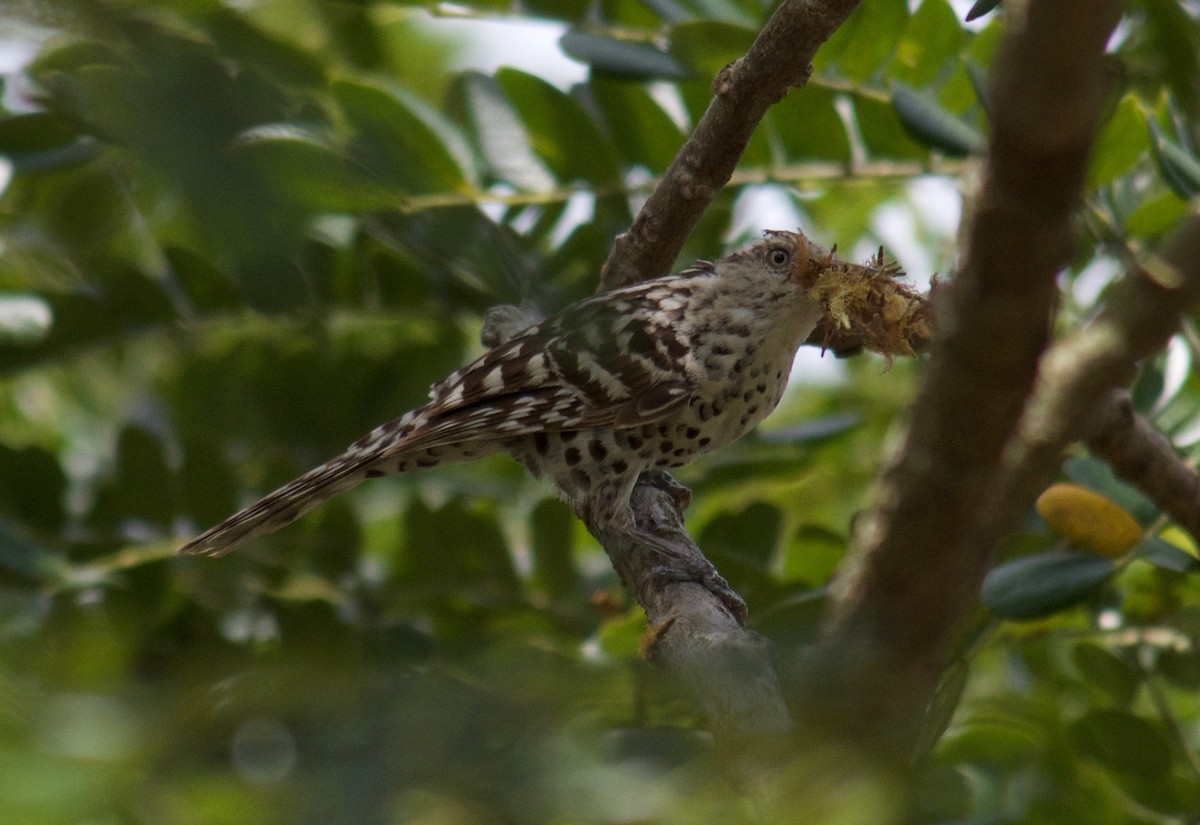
[
  {"x1": 639, "y1": 471, "x2": 692, "y2": 513},
  {"x1": 629, "y1": 527, "x2": 747, "y2": 623}
]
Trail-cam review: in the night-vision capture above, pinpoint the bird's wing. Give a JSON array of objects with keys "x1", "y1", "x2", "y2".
[{"x1": 356, "y1": 283, "x2": 697, "y2": 460}]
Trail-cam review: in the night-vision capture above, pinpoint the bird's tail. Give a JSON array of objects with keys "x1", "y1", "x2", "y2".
[
  {"x1": 179, "y1": 407, "x2": 436, "y2": 557},
  {"x1": 177, "y1": 455, "x2": 372, "y2": 557}
]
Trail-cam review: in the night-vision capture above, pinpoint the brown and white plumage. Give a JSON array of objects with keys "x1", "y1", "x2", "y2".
[{"x1": 180, "y1": 230, "x2": 830, "y2": 557}]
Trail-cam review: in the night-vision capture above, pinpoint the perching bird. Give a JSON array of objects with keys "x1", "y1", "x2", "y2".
[{"x1": 180, "y1": 230, "x2": 872, "y2": 558}]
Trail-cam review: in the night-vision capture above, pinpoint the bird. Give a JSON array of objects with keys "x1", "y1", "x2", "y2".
[{"x1": 179, "y1": 230, "x2": 853, "y2": 560}]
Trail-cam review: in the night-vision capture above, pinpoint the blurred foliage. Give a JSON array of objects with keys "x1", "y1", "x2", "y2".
[{"x1": 1, "y1": 0, "x2": 1200, "y2": 822}]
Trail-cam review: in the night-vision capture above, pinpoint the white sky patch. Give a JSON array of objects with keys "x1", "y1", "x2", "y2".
[
  {"x1": 420, "y1": 15, "x2": 586, "y2": 91},
  {"x1": 549, "y1": 190, "x2": 596, "y2": 247},
  {"x1": 729, "y1": 185, "x2": 806, "y2": 241},
  {"x1": 908, "y1": 176, "x2": 962, "y2": 239},
  {"x1": 869, "y1": 202, "x2": 932, "y2": 285},
  {"x1": 789, "y1": 344, "x2": 847, "y2": 387},
  {"x1": 945, "y1": 0, "x2": 996, "y2": 31},
  {"x1": 1071, "y1": 256, "x2": 1121, "y2": 307},
  {"x1": 1159, "y1": 335, "x2": 1192, "y2": 414},
  {"x1": 0, "y1": 19, "x2": 45, "y2": 72},
  {"x1": 0, "y1": 293, "x2": 52, "y2": 344},
  {"x1": 647, "y1": 81, "x2": 690, "y2": 132},
  {"x1": 868, "y1": 177, "x2": 963, "y2": 290}
]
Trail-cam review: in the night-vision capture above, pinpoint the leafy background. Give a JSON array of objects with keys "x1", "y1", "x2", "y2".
[{"x1": 1, "y1": 0, "x2": 1200, "y2": 822}]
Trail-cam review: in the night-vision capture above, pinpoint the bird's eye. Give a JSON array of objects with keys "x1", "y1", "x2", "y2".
[{"x1": 768, "y1": 247, "x2": 791, "y2": 268}]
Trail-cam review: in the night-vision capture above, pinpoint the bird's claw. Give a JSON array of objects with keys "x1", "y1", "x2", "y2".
[
  {"x1": 640, "y1": 471, "x2": 693, "y2": 513},
  {"x1": 646, "y1": 558, "x2": 747, "y2": 623}
]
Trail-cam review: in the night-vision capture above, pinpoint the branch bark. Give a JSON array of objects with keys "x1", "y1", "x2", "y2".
[
  {"x1": 598, "y1": 0, "x2": 865, "y2": 291},
  {"x1": 800, "y1": 0, "x2": 1123, "y2": 754},
  {"x1": 596, "y1": 482, "x2": 794, "y2": 789},
  {"x1": 1086, "y1": 391, "x2": 1200, "y2": 547},
  {"x1": 483, "y1": 0, "x2": 874, "y2": 769},
  {"x1": 991, "y1": 214, "x2": 1200, "y2": 545},
  {"x1": 482, "y1": 294, "x2": 794, "y2": 783}
]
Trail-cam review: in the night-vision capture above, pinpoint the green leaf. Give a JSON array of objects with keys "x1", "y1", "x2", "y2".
[
  {"x1": 891, "y1": 0, "x2": 969, "y2": 88},
  {"x1": 1135, "y1": 536, "x2": 1200, "y2": 573},
  {"x1": 560, "y1": 32, "x2": 691, "y2": 80},
  {"x1": 205, "y1": 9, "x2": 327, "y2": 87},
  {"x1": 0, "y1": 111, "x2": 81, "y2": 155},
  {"x1": 333, "y1": 78, "x2": 470, "y2": 194},
  {"x1": 668, "y1": 21, "x2": 756, "y2": 79},
  {"x1": 1069, "y1": 710, "x2": 1172, "y2": 778},
  {"x1": 0, "y1": 445, "x2": 66, "y2": 532},
  {"x1": 231, "y1": 125, "x2": 401, "y2": 211},
  {"x1": 965, "y1": 0, "x2": 1001, "y2": 22},
  {"x1": 113, "y1": 425, "x2": 175, "y2": 528},
  {"x1": 179, "y1": 436, "x2": 240, "y2": 531},
  {"x1": 1136, "y1": 0, "x2": 1200, "y2": 123},
  {"x1": 1071, "y1": 642, "x2": 1139, "y2": 706},
  {"x1": 1149, "y1": 120, "x2": 1200, "y2": 198},
  {"x1": 0, "y1": 264, "x2": 177, "y2": 377},
  {"x1": 966, "y1": 61, "x2": 991, "y2": 123},
  {"x1": 891, "y1": 81, "x2": 986, "y2": 156},
  {"x1": 452, "y1": 72, "x2": 556, "y2": 192},
  {"x1": 938, "y1": 713, "x2": 1046, "y2": 767},
  {"x1": 0, "y1": 519, "x2": 61, "y2": 580},
  {"x1": 530, "y1": 498, "x2": 580, "y2": 599},
  {"x1": 758, "y1": 412, "x2": 861, "y2": 445},
  {"x1": 522, "y1": 0, "x2": 591, "y2": 21},
  {"x1": 397, "y1": 498, "x2": 520, "y2": 599},
  {"x1": 496, "y1": 69, "x2": 621, "y2": 185},
  {"x1": 782, "y1": 524, "x2": 847, "y2": 585},
  {"x1": 1155, "y1": 647, "x2": 1200, "y2": 690},
  {"x1": 1090, "y1": 96, "x2": 1149, "y2": 189},
  {"x1": 752, "y1": 588, "x2": 827, "y2": 645},
  {"x1": 1064, "y1": 456, "x2": 1158, "y2": 525},
  {"x1": 982, "y1": 551, "x2": 1116, "y2": 620},
  {"x1": 587, "y1": 77, "x2": 686, "y2": 172},
  {"x1": 852, "y1": 94, "x2": 928, "y2": 160},
  {"x1": 915, "y1": 659, "x2": 970, "y2": 760},
  {"x1": 687, "y1": 441, "x2": 816, "y2": 493},
  {"x1": 768, "y1": 86, "x2": 852, "y2": 164},
  {"x1": 597, "y1": 608, "x2": 646, "y2": 659},
  {"x1": 698, "y1": 502, "x2": 782, "y2": 573},
  {"x1": 1130, "y1": 359, "x2": 1165, "y2": 412},
  {"x1": 0, "y1": 584, "x2": 51, "y2": 639},
  {"x1": 814, "y1": 0, "x2": 908, "y2": 82},
  {"x1": 1125, "y1": 191, "x2": 1189, "y2": 237},
  {"x1": 165, "y1": 247, "x2": 242, "y2": 312}
]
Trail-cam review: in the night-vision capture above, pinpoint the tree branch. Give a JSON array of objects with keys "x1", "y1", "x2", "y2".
[
  {"x1": 1086, "y1": 390, "x2": 1200, "y2": 548},
  {"x1": 595, "y1": 482, "x2": 794, "y2": 789},
  {"x1": 991, "y1": 213, "x2": 1200, "y2": 546},
  {"x1": 598, "y1": 0, "x2": 865, "y2": 291},
  {"x1": 483, "y1": 0, "x2": 878, "y2": 770},
  {"x1": 481, "y1": 301, "x2": 794, "y2": 783},
  {"x1": 800, "y1": 0, "x2": 1123, "y2": 754}
]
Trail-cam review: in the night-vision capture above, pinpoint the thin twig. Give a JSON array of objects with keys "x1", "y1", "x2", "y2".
[
  {"x1": 598, "y1": 0, "x2": 866, "y2": 291},
  {"x1": 393, "y1": 159, "x2": 965, "y2": 215}
]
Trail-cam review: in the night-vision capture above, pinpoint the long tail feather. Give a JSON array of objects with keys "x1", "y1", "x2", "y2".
[{"x1": 178, "y1": 457, "x2": 371, "y2": 557}]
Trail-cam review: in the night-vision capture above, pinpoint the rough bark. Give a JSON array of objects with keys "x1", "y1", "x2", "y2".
[
  {"x1": 598, "y1": 0, "x2": 865, "y2": 291},
  {"x1": 800, "y1": 0, "x2": 1124, "y2": 755}
]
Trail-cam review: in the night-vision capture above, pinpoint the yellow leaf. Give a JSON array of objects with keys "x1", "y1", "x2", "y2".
[
  {"x1": 1036, "y1": 483, "x2": 1142, "y2": 558},
  {"x1": 1159, "y1": 526, "x2": 1200, "y2": 559}
]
